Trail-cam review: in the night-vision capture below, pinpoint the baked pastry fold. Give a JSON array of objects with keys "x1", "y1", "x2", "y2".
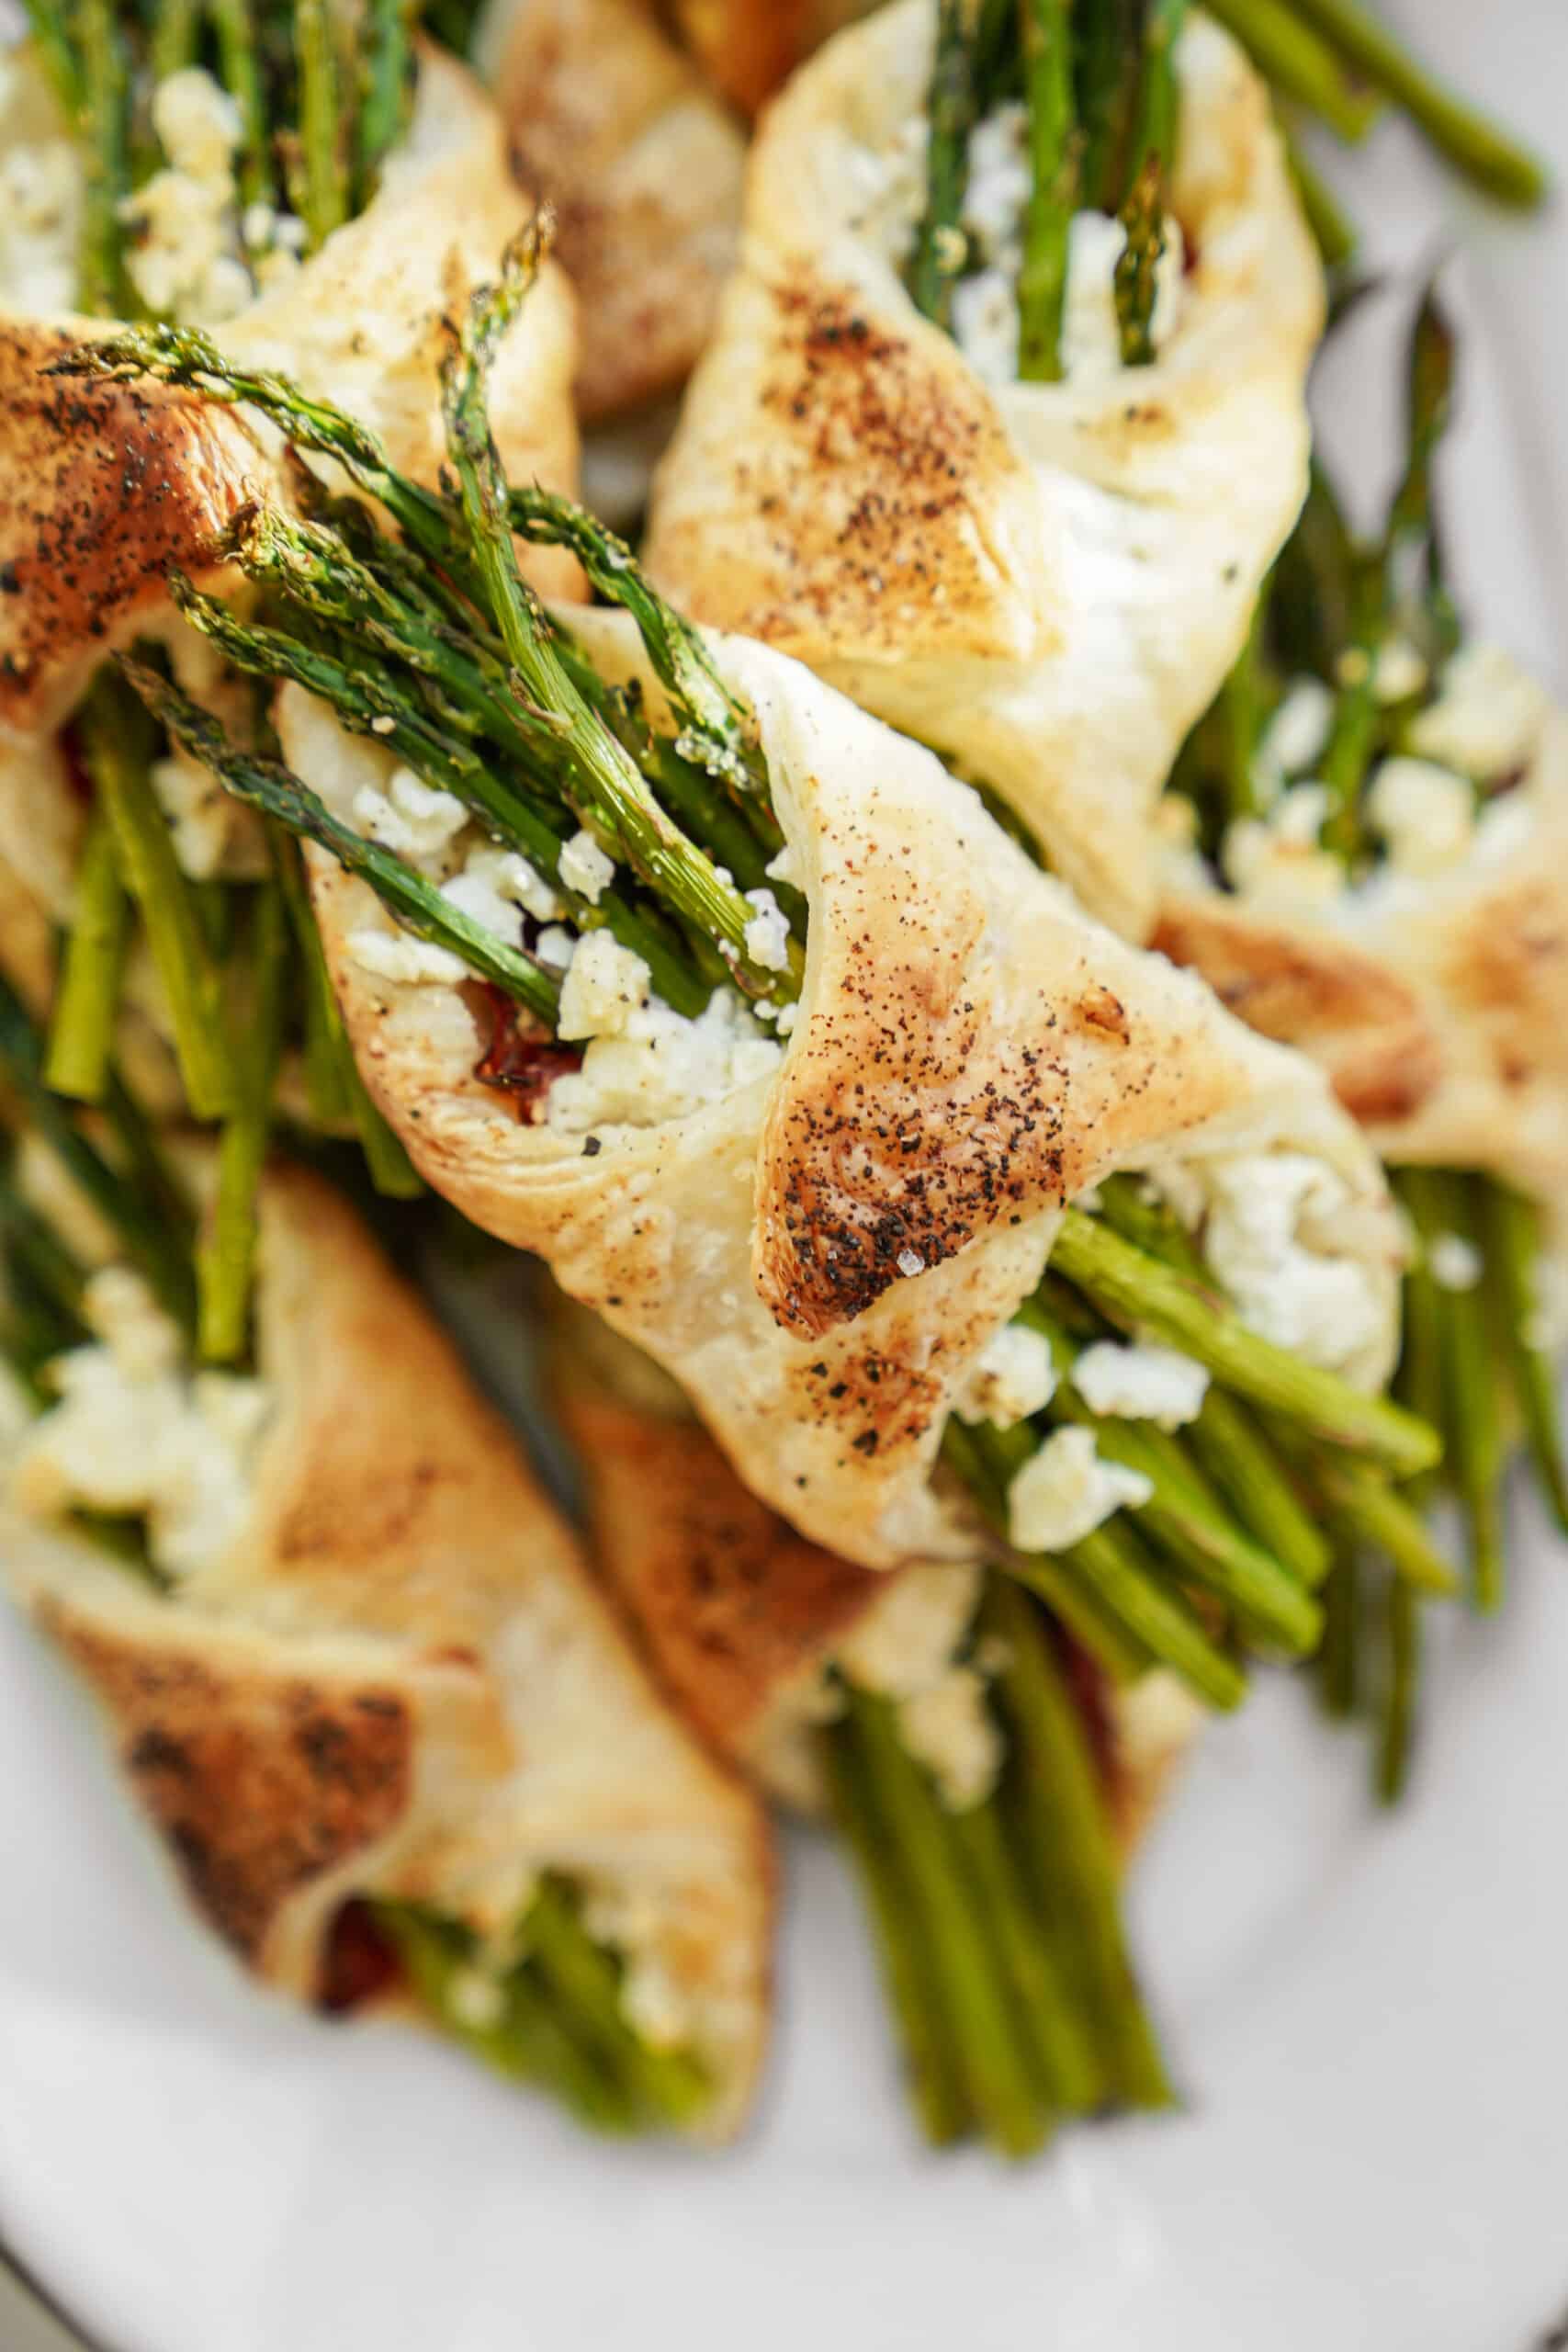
[
  {"x1": 287, "y1": 608, "x2": 1403, "y2": 1572},
  {"x1": 642, "y1": 0, "x2": 1324, "y2": 938},
  {"x1": 2, "y1": 1163, "x2": 771, "y2": 2136}
]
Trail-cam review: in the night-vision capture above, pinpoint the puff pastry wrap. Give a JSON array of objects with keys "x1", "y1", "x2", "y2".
[
  {"x1": 285, "y1": 608, "x2": 1404, "y2": 1573},
  {"x1": 0, "y1": 38, "x2": 581, "y2": 927},
  {"x1": 642, "y1": 0, "x2": 1325, "y2": 940},
  {"x1": 550, "y1": 1302, "x2": 1202, "y2": 1839},
  {"x1": 1, "y1": 1164, "x2": 771, "y2": 2136},
  {"x1": 473, "y1": 0, "x2": 746, "y2": 427},
  {"x1": 1155, "y1": 698, "x2": 1568, "y2": 1237}
]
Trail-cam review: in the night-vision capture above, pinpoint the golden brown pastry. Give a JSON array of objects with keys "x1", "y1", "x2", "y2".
[
  {"x1": 1, "y1": 1162, "x2": 772, "y2": 2136},
  {"x1": 643, "y1": 0, "x2": 1324, "y2": 938},
  {"x1": 285, "y1": 607, "x2": 1403, "y2": 1573},
  {"x1": 475, "y1": 0, "x2": 745, "y2": 425}
]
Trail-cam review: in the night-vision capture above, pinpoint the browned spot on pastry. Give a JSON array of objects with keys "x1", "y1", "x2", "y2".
[
  {"x1": 1152, "y1": 899, "x2": 1444, "y2": 1135},
  {"x1": 36, "y1": 1604, "x2": 412, "y2": 1965},
  {"x1": 1071, "y1": 985, "x2": 1130, "y2": 1044},
  {"x1": 0, "y1": 321, "x2": 266, "y2": 731}
]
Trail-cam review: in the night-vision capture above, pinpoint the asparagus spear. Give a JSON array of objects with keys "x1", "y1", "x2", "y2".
[
  {"x1": 357, "y1": 0, "x2": 419, "y2": 200},
  {"x1": 1016, "y1": 0, "x2": 1077, "y2": 383},
  {"x1": 1483, "y1": 1182, "x2": 1568, "y2": 1536},
  {"x1": 43, "y1": 811, "x2": 130, "y2": 1105},
  {"x1": 73, "y1": 675, "x2": 234, "y2": 1124},
  {"x1": 1302, "y1": 1449, "x2": 1461, "y2": 1598},
  {"x1": 947, "y1": 1793, "x2": 1099, "y2": 2112},
  {"x1": 1049, "y1": 1208, "x2": 1439, "y2": 1478},
  {"x1": 121, "y1": 660, "x2": 564, "y2": 1023},
  {"x1": 209, "y1": 0, "x2": 276, "y2": 210},
  {"x1": 438, "y1": 231, "x2": 804, "y2": 1002},
  {"x1": 291, "y1": 0, "x2": 348, "y2": 249},
  {"x1": 987, "y1": 1582, "x2": 1172, "y2": 2108},
  {"x1": 1396, "y1": 1170, "x2": 1504, "y2": 1610},
  {"x1": 818, "y1": 1714, "x2": 972, "y2": 2145},
  {"x1": 150, "y1": 0, "x2": 202, "y2": 81},
  {"x1": 73, "y1": 0, "x2": 136, "y2": 319},
  {"x1": 1074, "y1": 0, "x2": 1145, "y2": 213},
  {"x1": 1287, "y1": 0, "x2": 1548, "y2": 207},
  {"x1": 197, "y1": 884, "x2": 287, "y2": 1363},
  {"x1": 17, "y1": 3, "x2": 81, "y2": 117},
  {"x1": 908, "y1": 0, "x2": 980, "y2": 330},
  {"x1": 525, "y1": 1880, "x2": 711, "y2": 2129},
  {"x1": 1113, "y1": 155, "x2": 1166, "y2": 368},
  {"x1": 376, "y1": 1903, "x2": 637, "y2": 2132},
  {"x1": 1200, "y1": 0, "x2": 1379, "y2": 141},
  {"x1": 0, "y1": 976, "x2": 197, "y2": 1337},
  {"x1": 841, "y1": 1686, "x2": 1050, "y2": 2157}
]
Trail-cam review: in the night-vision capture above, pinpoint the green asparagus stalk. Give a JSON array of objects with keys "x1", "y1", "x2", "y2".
[
  {"x1": 1396, "y1": 1170, "x2": 1504, "y2": 1610},
  {"x1": 121, "y1": 660, "x2": 563, "y2": 1023},
  {"x1": 73, "y1": 675, "x2": 233, "y2": 1124},
  {"x1": 1303, "y1": 1450, "x2": 1461, "y2": 1598},
  {"x1": 357, "y1": 0, "x2": 419, "y2": 199},
  {"x1": 18, "y1": 2, "x2": 81, "y2": 116},
  {"x1": 840, "y1": 1686, "x2": 1049, "y2": 2157},
  {"x1": 208, "y1": 0, "x2": 276, "y2": 210},
  {"x1": 376, "y1": 1904, "x2": 637, "y2": 2132},
  {"x1": 149, "y1": 0, "x2": 201, "y2": 82},
  {"x1": 908, "y1": 0, "x2": 980, "y2": 329},
  {"x1": 0, "y1": 1174, "x2": 88, "y2": 1329},
  {"x1": 947, "y1": 1795, "x2": 1100, "y2": 2113},
  {"x1": 1074, "y1": 0, "x2": 1145, "y2": 213},
  {"x1": 1200, "y1": 0, "x2": 1379, "y2": 141},
  {"x1": 1287, "y1": 0, "x2": 1548, "y2": 207},
  {"x1": 1113, "y1": 155, "x2": 1166, "y2": 368},
  {"x1": 438, "y1": 232, "x2": 803, "y2": 1002},
  {"x1": 818, "y1": 1718, "x2": 972, "y2": 2145},
  {"x1": 197, "y1": 885, "x2": 287, "y2": 1363},
  {"x1": 525, "y1": 1880, "x2": 710, "y2": 2129},
  {"x1": 292, "y1": 0, "x2": 348, "y2": 249},
  {"x1": 272, "y1": 828, "x2": 352, "y2": 1129},
  {"x1": 1128, "y1": 0, "x2": 1188, "y2": 179},
  {"x1": 987, "y1": 1582, "x2": 1172, "y2": 2108},
  {"x1": 43, "y1": 811, "x2": 130, "y2": 1105},
  {"x1": 0, "y1": 975, "x2": 197, "y2": 1337},
  {"x1": 73, "y1": 0, "x2": 136, "y2": 319},
  {"x1": 1017, "y1": 0, "x2": 1077, "y2": 383},
  {"x1": 1049, "y1": 1207, "x2": 1439, "y2": 1478},
  {"x1": 1483, "y1": 1182, "x2": 1568, "y2": 1536}
]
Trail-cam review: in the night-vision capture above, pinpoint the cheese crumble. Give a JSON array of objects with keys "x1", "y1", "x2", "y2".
[{"x1": 1007, "y1": 1424, "x2": 1153, "y2": 1554}]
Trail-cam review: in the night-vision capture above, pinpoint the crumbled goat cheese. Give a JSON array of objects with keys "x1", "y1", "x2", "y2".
[
  {"x1": 1186, "y1": 1151, "x2": 1385, "y2": 1377},
  {"x1": 558, "y1": 828, "x2": 615, "y2": 903},
  {"x1": 546, "y1": 986, "x2": 782, "y2": 1133},
  {"x1": 899, "y1": 1667, "x2": 1002, "y2": 1810},
  {"x1": 0, "y1": 52, "x2": 83, "y2": 314},
  {"x1": 742, "y1": 888, "x2": 791, "y2": 973},
  {"x1": 953, "y1": 1320, "x2": 1057, "y2": 1429},
  {"x1": 556, "y1": 931, "x2": 651, "y2": 1042},
  {"x1": 534, "y1": 925, "x2": 575, "y2": 969},
  {"x1": 836, "y1": 1562, "x2": 982, "y2": 1700},
  {"x1": 152, "y1": 68, "x2": 243, "y2": 177},
  {"x1": 439, "y1": 845, "x2": 560, "y2": 940},
  {"x1": 446, "y1": 1967, "x2": 507, "y2": 2032},
  {"x1": 345, "y1": 929, "x2": 468, "y2": 987},
  {"x1": 352, "y1": 768, "x2": 468, "y2": 865},
  {"x1": 765, "y1": 841, "x2": 803, "y2": 889},
  {"x1": 1008, "y1": 1425, "x2": 1153, "y2": 1553},
  {"x1": 1524, "y1": 1250, "x2": 1568, "y2": 1356},
  {"x1": 1409, "y1": 642, "x2": 1551, "y2": 782},
  {"x1": 1071, "y1": 1340, "x2": 1210, "y2": 1430},
  {"x1": 1254, "y1": 677, "x2": 1334, "y2": 793},
  {"x1": 1373, "y1": 637, "x2": 1429, "y2": 706},
  {"x1": 774, "y1": 1001, "x2": 800, "y2": 1036},
  {"x1": 10, "y1": 1268, "x2": 269, "y2": 1581},
  {"x1": 1365, "y1": 756, "x2": 1474, "y2": 878},
  {"x1": 1428, "y1": 1232, "x2": 1483, "y2": 1292},
  {"x1": 151, "y1": 748, "x2": 263, "y2": 881},
  {"x1": 1224, "y1": 782, "x2": 1345, "y2": 909}
]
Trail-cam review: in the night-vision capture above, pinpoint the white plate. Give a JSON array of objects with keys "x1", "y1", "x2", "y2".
[{"x1": 5, "y1": 6, "x2": 1568, "y2": 2346}]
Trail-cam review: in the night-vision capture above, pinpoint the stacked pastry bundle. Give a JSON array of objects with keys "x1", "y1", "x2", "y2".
[{"x1": 0, "y1": 0, "x2": 1555, "y2": 2157}]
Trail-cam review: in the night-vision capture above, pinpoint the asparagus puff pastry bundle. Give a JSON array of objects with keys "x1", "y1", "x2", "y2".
[
  {"x1": 643, "y1": 0, "x2": 1325, "y2": 936},
  {"x1": 551, "y1": 1302, "x2": 1193, "y2": 2152},
  {"x1": 0, "y1": 1093, "x2": 770, "y2": 2141},
  {"x1": 54, "y1": 288, "x2": 1459, "y2": 1748},
  {"x1": 1152, "y1": 292, "x2": 1568, "y2": 1605}
]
